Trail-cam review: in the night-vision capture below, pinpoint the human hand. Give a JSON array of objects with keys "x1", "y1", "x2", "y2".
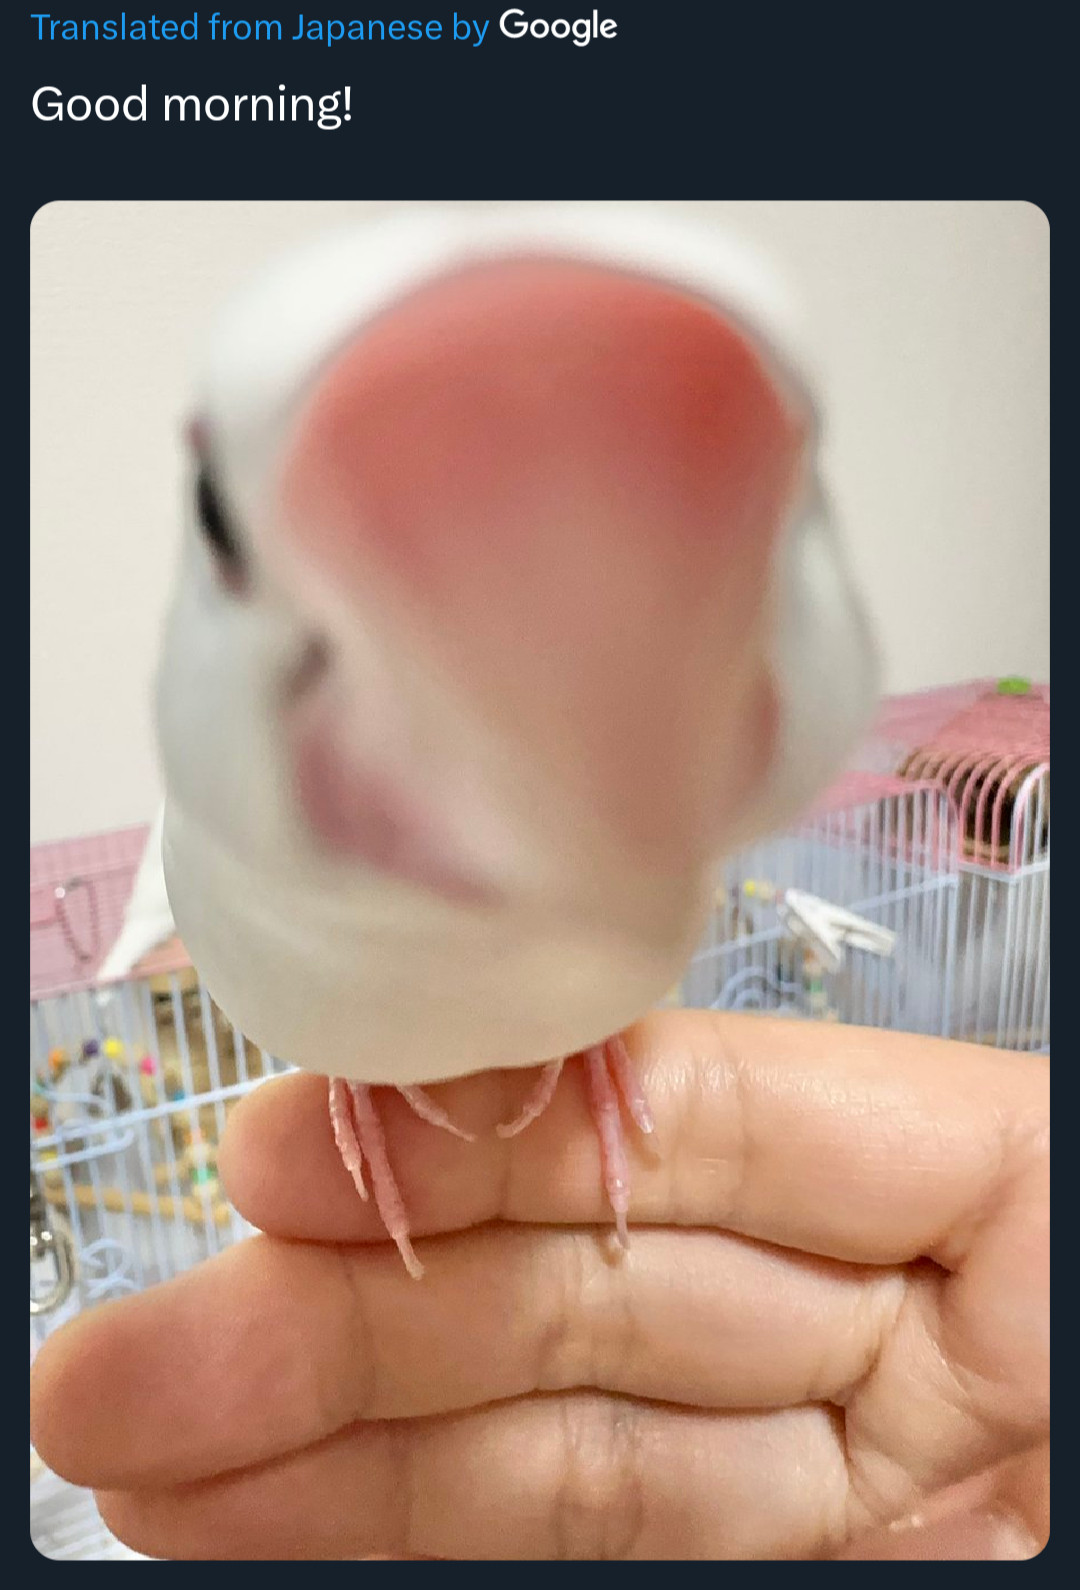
[{"x1": 30, "y1": 1011, "x2": 1049, "y2": 1560}]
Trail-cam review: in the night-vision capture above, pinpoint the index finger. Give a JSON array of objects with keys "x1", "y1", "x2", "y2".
[{"x1": 220, "y1": 1009, "x2": 1048, "y2": 1272}]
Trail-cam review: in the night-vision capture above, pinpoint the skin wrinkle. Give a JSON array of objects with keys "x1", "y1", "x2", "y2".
[
  {"x1": 553, "y1": 1229, "x2": 911, "y2": 1414},
  {"x1": 608, "y1": 1254, "x2": 657, "y2": 1405},
  {"x1": 675, "y1": 1028, "x2": 748, "y2": 1230},
  {"x1": 146, "y1": 1223, "x2": 949, "y2": 1442},
  {"x1": 92, "y1": 1378, "x2": 1032, "y2": 1560},
  {"x1": 542, "y1": 1230, "x2": 600, "y2": 1395},
  {"x1": 659, "y1": 1029, "x2": 1028, "y2": 1272},
  {"x1": 509, "y1": 1226, "x2": 897, "y2": 1415},
  {"x1": 591, "y1": 1240, "x2": 650, "y2": 1404},
  {"x1": 841, "y1": 1260, "x2": 1043, "y2": 1518},
  {"x1": 919, "y1": 1271, "x2": 1047, "y2": 1455},
  {"x1": 816, "y1": 1403, "x2": 860, "y2": 1555},
  {"x1": 606, "y1": 1396, "x2": 648, "y2": 1560},
  {"x1": 919, "y1": 1290, "x2": 1005, "y2": 1434},
  {"x1": 331, "y1": 1242, "x2": 381, "y2": 1427},
  {"x1": 552, "y1": 1392, "x2": 646, "y2": 1560},
  {"x1": 396, "y1": 1416, "x2": 423, "y2": 1561},
  {"x1": 923, "y1": 1122, "x2": 1048, "y2": 1431},
  {"x1": 685, "y1": 1045, "x2": 1048, "y2": 1540},
  {"x1": 78, "y1": 1043, "x2": 1024, "y2": 1462},
  {"x1": 723, "y1": 1044, "x2": 768, "y2": 1236},
  {"x1": 809, "y1": 1265, "x2": 908, "y2": 1410},
  {"x1": 95, "y1": 1396, "x2": 834, "y2": 1560},
  {"x1": 532, "y1": 1230, "x2": 579, "y2": 1394},
  {"x1": 917, "y1": 1105, "x2": 1012, "y2": 1272},
  {"x1": 536, "y1": 1230, "x2": 653, "y2": 1405},
  {"x1": 778, "y1": 1052, "x2": 967, "y2": 1174},
  {"x1": 770, "y1": 1067, "x2": 961, "y2": 1211},
  {"x1": 937, "y1": 1106, "x2": 1042, "y2": 1274},
  {"x1": 33, "y1": 1017, "x2": 1046, "y2": 1560},
  {"x1": 839, "y1": 1275, "x2": 943, "y2": 1529},
  {"x1": 99, "y1": 1422, "x2": 348, "y2": 1560}
]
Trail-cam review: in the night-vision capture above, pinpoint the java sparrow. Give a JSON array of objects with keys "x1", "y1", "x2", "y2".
[{"x1": 154, "y1": 205, "x2": 879, "y2": 1276}]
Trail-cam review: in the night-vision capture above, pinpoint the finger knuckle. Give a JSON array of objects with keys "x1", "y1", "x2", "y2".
[
  {"x1": 550, "y1": 1393, "x2": 645, "y2": 1559},
  {"x1": 535, "y1": 1233, "x2": 601, "y2": 1393}
]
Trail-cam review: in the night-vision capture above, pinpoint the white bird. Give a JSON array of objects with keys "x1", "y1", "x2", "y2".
[
  {"x1": 154, "y1": 206, "x2": 879, "y2": 1275},
  {"x1": 95, "y1": 805, "x2": 175, "y2": 985}
]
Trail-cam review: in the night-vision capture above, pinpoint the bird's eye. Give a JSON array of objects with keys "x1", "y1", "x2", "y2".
[{"x1": 195, "y1": 467, "x2": 248, "y2": 593}]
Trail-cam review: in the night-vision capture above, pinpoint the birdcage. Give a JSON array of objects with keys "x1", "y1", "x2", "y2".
[
  {"x1": 30, "y1": 825, "x2": 290, "y2": 1560},
  {"x1": 863, "y1": 679, "x2": 1050, "y2": 1052},
  {"x1": 29, "y1": 682, "x2": 1049, "y2": 1556},
  {"x1": 677, "y1": 772, "x2": 961, "y2": 1034}
]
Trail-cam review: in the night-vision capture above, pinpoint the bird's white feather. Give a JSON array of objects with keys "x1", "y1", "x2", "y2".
[
  {"x1": 156, "y1": 206, "x2": 878, "y2": 1083},
  {"x1": 95, "y1": 805, "x2": 175, "y2": 984}
]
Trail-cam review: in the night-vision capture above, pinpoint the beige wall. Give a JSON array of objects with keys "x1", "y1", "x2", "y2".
[{"x1": 30, "y1": 200, "x2": 1049, "y2": 843}]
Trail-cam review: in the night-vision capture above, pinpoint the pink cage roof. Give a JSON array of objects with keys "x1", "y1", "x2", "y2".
[
  {"x1": 871, "y1": 680, "x2": 1049, "y2": 872},
  {"x1": 873, "y1": 678, "x2": 1049, "y2": 761},
  {"x1": 804, "y1": 768, "x2": 944, "y2": 817},
  {"x1": 30, "y1": 825, "x2": 192, "y2": 1001}
]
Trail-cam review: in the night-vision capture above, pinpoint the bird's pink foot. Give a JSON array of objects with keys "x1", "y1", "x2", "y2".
[
  {"x1": 330, "y1": 1040, "x2": 652, "y2": 1277},
  {"x1": 328, "y1": 1077, "x2": 474, "y2": 1279},
  {"x1": 496, "y1": 1058, "x2": 564, "y2": 1138},
  {"x1": 601, "y1": 1032, "x2": 657, "y2": 1138},
  {"x1": 397, "y1": 1085, "x2": 476, "y2": 1142},
  {"x1": 583, "y1": 1037, "x2": 656, "y2": 1247},
  {"x1": 498, "y1": 1036, "x2": 655, "y2": 1247}
]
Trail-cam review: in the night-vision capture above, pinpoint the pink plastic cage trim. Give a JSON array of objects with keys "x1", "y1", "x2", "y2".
[
  {"x1": 872, "y1": 682, "x2": 1049, "y2": 874},
  {"x1": 804, "y1": 769, "x2": 941, "y2": 817},
  {"x1": 873, "y1": 679, "x2": 1050, "y2": 754},
  {"x1": 30, "y1": 826, "x2": 192, "y2": 1001},
  {"x1": 30, "y1": 784, "x2": 963, "y2": 1000},
  {"x1": 801, "y1": 771, "x2": 960, "y2": 874}
]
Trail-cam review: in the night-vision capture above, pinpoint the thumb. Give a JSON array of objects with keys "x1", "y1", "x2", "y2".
[{"x1": 833, "y1": 1443, "x2": 1049, "y2": 1561}]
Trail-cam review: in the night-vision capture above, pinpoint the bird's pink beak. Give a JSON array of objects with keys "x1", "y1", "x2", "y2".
[{"x1": 273, "y1": 258, "x2": 807, "y2": 896}]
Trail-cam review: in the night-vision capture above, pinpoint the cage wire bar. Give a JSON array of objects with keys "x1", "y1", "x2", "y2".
[
  {"x1": 30, "y1": 832, "x2": 293, "y2": 1558},
  {"x1": 29, "y1": 682, "x2": 1048, "y2": 1557},
  {"x1": 866, "y1": 679, "x2": 1050, "y2": 1052},
  {"x1": 679, "y1": 774, "x2": 960, "y2": 1036}
]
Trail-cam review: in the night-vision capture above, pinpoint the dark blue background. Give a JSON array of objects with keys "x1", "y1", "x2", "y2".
[{"x1": 15, "y1": 3, "x2": 1051, "y2": 202}]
